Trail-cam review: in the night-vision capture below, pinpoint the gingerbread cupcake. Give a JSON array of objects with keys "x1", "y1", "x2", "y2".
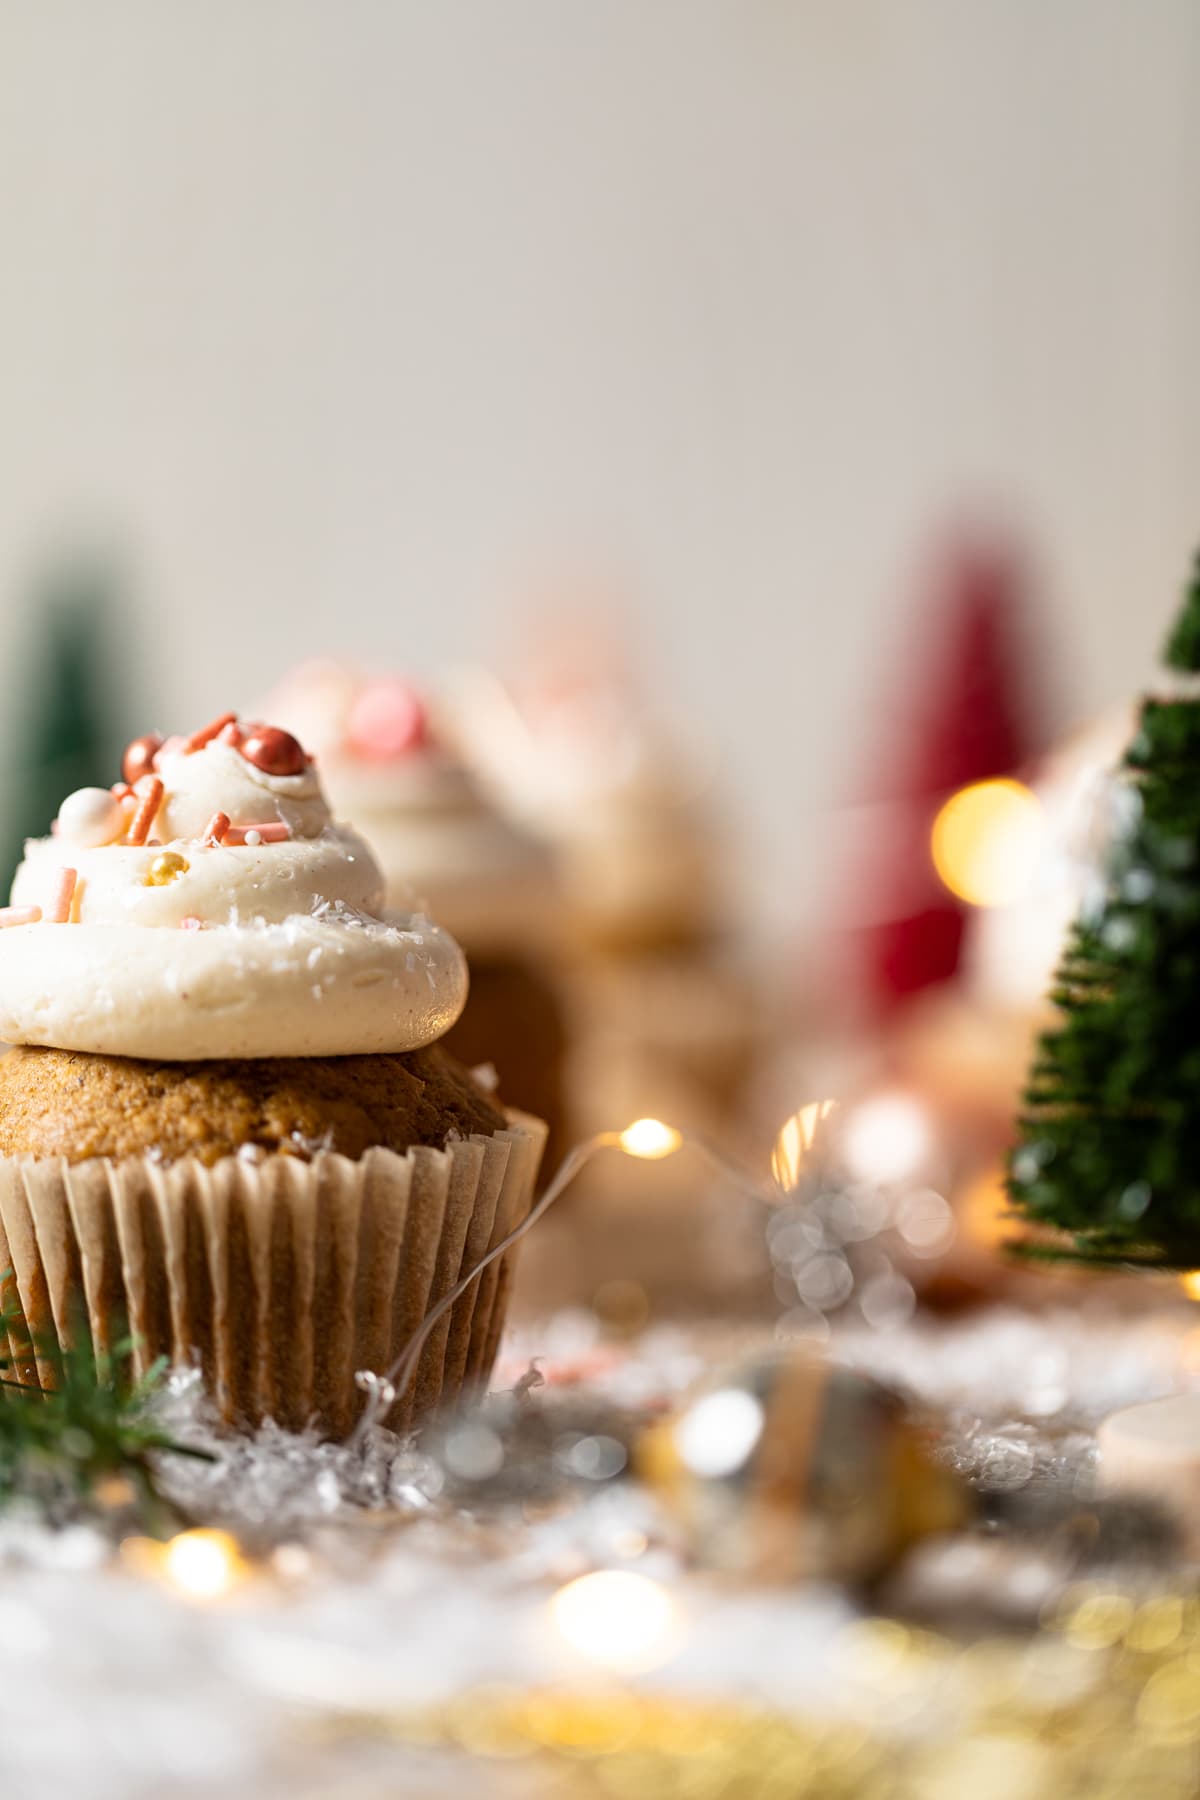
[{"x1": 0, "y1": 714, "x2": 545, "y2": 1437}]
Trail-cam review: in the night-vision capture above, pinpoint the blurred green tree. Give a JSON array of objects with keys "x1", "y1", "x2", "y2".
[
  {"x1": 1010, "y1": 550, "x2": 1200, "y2": 1265},
  {"x1": 0, "y1": 555, "x2": 126, "y2": 894}
]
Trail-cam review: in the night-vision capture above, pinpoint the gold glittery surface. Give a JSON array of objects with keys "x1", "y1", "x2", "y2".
[{"x1": 313, "y1": 1595, "x2": 1200, "y2": 1797}]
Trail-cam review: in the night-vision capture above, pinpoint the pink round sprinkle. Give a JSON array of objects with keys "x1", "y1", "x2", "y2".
[
  {"x1": 346, "y1": 679, "x2": 430, "y2": 761},
  {"x1": 180, "y1": 915, "x2": 203, "y2": 931}
]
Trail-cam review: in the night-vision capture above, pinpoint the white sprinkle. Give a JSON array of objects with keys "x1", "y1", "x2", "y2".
[{"x1": 243, "y1": 829, "x2": 263, "y2": 847}]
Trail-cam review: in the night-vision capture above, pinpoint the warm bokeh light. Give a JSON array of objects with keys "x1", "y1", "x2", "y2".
[
  {"x1": 842, "y1": 1093, "x2": 932, "y2": 1186},
  {"x1": 619, "y1": 1118, "x2": 683, "y2": 1160},
  {"x1": 161, "y1": 1529, "x2": 244, "y2": 1601},
  {"x1": 1181, "y1": 1272, "x2": 1200, "y2": 1303},
  {"x1": 676, "y1": 1388, "x2": 765, "y2": 1478},
  {"x1": 550, "y1": 1570, "x2": 679, "y2": 1672},
  {"x1": 958, "y1": 1164, "x2": 1013, "y2": 1253},
  {"x1": 771, "y1": 1100, "x2": 836, "y2": 1192},
  {"x1": 930, "y1": 778, "x2": 1044, "y2": 908}
]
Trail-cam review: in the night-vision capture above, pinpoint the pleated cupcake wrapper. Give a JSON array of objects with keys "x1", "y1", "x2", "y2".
[{"x1": 0, "y1": 1110, "x2": 545, "y2": 1440}]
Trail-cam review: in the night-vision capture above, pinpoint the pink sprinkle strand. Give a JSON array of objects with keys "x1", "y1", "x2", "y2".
[
  {"x1": 202, "y1": 811, "x2": 231, "y2": 846},
  {"x1": 224, "y1": 821, "x2": 290, "y2": 845},
  {"x1": 46, "y1": 869, "x2": 77, "y2": 924},
  {"x1": 185, "y1": 712, "x2": 238, "y2": 753},
  {"x1": 0, "y1": 905, "x2": 41, "y2": 928},
  {"x1": 125, "y1": 777, "x2": 164, "y2": 847},
  {"x1": 218, "y1": 720, "x2": 242, "y2": 746},
  {"x1": 179, "y1": 915, "x2": 203, "y2": 931}
]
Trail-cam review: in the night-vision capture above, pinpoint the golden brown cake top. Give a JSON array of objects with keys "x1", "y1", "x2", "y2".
[{"x1": 0, "y1": 1043, "x2": 507, "y2": 1166}]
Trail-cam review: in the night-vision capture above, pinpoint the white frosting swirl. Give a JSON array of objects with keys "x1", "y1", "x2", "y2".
[
  {"x1": 153, "y1": 740, "x2": 331, "y2": 842},
  {"x1": 0, "y1": 730, "x2": 468, "y2": 1059}
]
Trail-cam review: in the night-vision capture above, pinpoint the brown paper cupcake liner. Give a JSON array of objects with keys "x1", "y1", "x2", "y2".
[{"x1": 0, "y1": 1110, "x2": 546, "y2": 1440}]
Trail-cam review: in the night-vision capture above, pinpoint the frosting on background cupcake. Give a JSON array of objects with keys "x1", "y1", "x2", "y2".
[
  {"x1": 260, "y1": 664, "x2": 558, "y2": 954},
  {"x1": 445, "y1": 658, "x2": 725, "y2": 951},
  {"x1": 0, "y1": 712, "x2": 468, "y2": 1059}
]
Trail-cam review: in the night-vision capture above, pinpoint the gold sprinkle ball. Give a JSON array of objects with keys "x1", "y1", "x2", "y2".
[{"x1": 146, "y1": 851, "x2": 190, "y2": 886}]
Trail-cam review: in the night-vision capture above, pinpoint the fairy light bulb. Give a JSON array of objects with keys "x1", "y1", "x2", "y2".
[
  {"x1": 771, "y1": 1100, "x2": 836, "y2": 1192},
  {"x1": 351, "y1": 1114, "x2": 780, "y2": 1446},
  {"x1": 550, "y1": 1570, "x2": 679, "y2": 1672},
  {"x1": 161, "y1": 1529, "x2": 243, "y2": 1600},
  {"x1": 619, "y1": 1119, "x2": 683, "y2": 1160},
  {"x1": 931, "y1": 778, "x2": 1044, "y2": 907}
]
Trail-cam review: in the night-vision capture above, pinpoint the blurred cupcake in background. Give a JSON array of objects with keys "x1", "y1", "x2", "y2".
[
  {"x1": 261, "y1": 664, "x2": 569, "y2": 1166},
  {"x1": 446, "y1": 610, "x2": 769, "y2": 1317},
  {"x1": 447, "y1": 632, "x2": 725, "y2": 955}
]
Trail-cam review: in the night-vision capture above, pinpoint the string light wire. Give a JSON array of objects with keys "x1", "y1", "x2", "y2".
[{"x1": 351, "y1": 1122, "x2": 780, "y2": 1442}]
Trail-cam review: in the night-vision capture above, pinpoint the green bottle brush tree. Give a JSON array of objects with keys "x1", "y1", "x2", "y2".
[{"x1": 1010, "y1": 551, "x2": 1200, "y2": 1268}]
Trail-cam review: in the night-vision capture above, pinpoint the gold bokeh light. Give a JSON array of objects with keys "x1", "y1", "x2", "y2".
[
  {"x1": 930, "y1": 778, "x2": 1043, "y2": 908},
  {"x1": 771, "y1": 1100, "x2": 836, "y2": 1192},
  {"x1": 161, "y1": 1528, "x2": 245, "y2": 1601},
  {"x1": 550, "y1": 1570, "x2": 679, "y2": 1672}
]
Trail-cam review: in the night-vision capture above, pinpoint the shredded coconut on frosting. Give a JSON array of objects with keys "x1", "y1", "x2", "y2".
[{"x1": 0, "y1": 715, "x2": 469, "y2": 1060}]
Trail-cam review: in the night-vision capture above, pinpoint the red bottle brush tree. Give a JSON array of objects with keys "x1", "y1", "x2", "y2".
[{"x1": 841, "y1": 534, "x2": 1051, "y2": 1016}]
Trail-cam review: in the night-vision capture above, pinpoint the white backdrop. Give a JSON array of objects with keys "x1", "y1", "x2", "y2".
[{"x1": 0, "y1": 0, "x2": 1197, "y2": 923}]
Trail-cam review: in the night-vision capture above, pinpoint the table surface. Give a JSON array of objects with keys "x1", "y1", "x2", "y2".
[{"x1": 6, "y1": 1293, "x2": 1200, "y2": 1799}]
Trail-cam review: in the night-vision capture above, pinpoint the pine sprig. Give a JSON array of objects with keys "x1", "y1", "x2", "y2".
[{"x1": 0, "y1": 1291, "x2": 211, "y2": 1532}]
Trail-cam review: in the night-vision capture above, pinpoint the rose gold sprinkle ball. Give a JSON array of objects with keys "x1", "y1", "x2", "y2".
[
  {"x1": 121, "y1": 733, "x2": 162, "y2": 785},
  {"x1": 121, "y1": 716, "x2": 310, "y2": 800},
  {"x1": 239, "y1": 724, "x2": 307, "y2": 777}
]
